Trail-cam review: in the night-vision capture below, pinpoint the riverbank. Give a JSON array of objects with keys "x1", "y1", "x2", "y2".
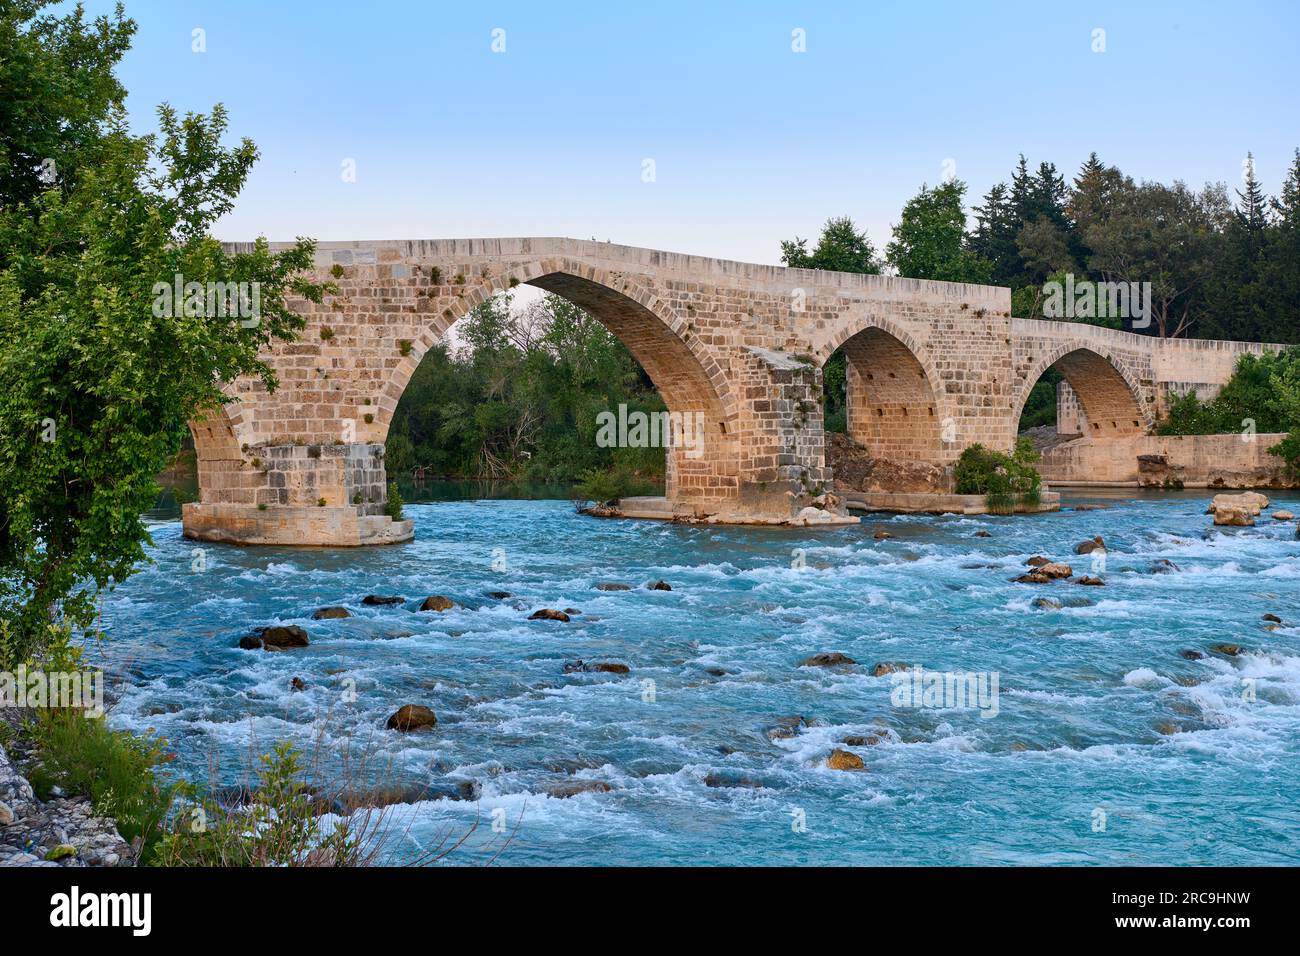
[{"x1": 0, "y1": 711, "x2": 134, "y2": 868}]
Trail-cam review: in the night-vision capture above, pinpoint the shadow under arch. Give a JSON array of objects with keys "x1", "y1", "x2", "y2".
[
  {"x1": 821, "y1": 318, "x2": 948, "y2": 464},
  {"x1": 1014, "y1": 345, "x2": 1149, "y2": 437},
  {"x1": 379, "y1": 259, "x2": 741, "y2": 508}
]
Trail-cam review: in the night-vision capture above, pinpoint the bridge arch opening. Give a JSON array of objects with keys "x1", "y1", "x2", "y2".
[
  {"x1": 383, "y1": 267, "x2": 740, "y2": 512},
  {"x1": 824, "y1": 324, "x2": 946, "y2": 465},
  {"x1": 1015, "y1": 347, "x2": 1146, "y2": 438}
]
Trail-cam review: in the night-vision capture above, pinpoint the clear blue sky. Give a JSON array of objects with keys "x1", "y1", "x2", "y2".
[{"x1": 70, "y1": 0, "x2": 1300, "y2": 265}]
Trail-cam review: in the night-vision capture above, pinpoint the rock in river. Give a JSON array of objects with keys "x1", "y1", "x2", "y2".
[
  {"x1": 386, "y1": 704, "x2": 437, "y2": 731},
  {"x1": 240, "y1": 625, "x2": 310, "y2": 651},
  {"x1": 826, "y1": 749, "x2": 864, "y2": 771},
  {"x1": 799, "y1": 652, "x2": 856, "y2": 667},
  {"x1": 529, "y1": 608, "x2": 571, "y2": 622},
  {"x1": 312, "y1": 606, "x2": 350, "y2": 620},
  {"x1": 419, "y1": 595, "x2": 456, "y2": 612},
  {"x1": 362, "y1": 595, "x2": 405, "y2": 606}
]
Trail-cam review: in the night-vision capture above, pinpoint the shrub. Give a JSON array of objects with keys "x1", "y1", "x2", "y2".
[
  {"x1": 383, "y1": 481, "x2": 404, "y2": 520},
  {"x1": 329, "y1": 264, "x2": 345, "y2": 279},
  {"x1": 954, "y1": 439, "x2": 1041, "y2": 514},
  {"x1": 27, "y1": 709, "x2": 178, "y2": 862}
]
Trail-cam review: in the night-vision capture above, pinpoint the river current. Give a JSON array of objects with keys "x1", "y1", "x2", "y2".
[{"x1": 97, "y1": 490, "x2": 1300, "y2": 865}]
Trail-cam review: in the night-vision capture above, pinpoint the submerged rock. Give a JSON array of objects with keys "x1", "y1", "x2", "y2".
[
  {"x1": 594, "y1": 582, "x2": 631, "y2": 591},
  {"x1": 799, "y1": 652, "x2": 856, "y2": 668},
  {"x1": 529, "y1": 608, "x2": 571, "y2": 622},
  {"x1": 1075, "y1": 536, "x2": 1105, "y2": 554},
  {"x1": 842, "y1": 732, "x2": 888, "y2": 746},
  {"x1": 563, "y1": 660, "x2": 630, "y2": 674},
  {"x1": 1015, "y1": 572, "x2": 1051, "y2": 584},
  {"x1": 485, "y1": 591, "x2": 512, "y2": 599},
  {"x1": 361, "y1": 595, "x2": 405, "y2": 606},
  {"x1": 826, "y1": 749, "x2": 864, "y2": 771},
  {"x1": 546, "y1": 779, "x2": 612, "y2": 799},
  {"x1": 1075, "y1": 576, "x2": 1104, "y2": 586},
  {"x1": 241, "y1": 625, "x2": 310, "y2": 651},
  {"x1": 973, "y1": 530, "x2": 992, "y2": 538},
  {"x1": 1031, "y1": 597, "x2": 1062, "y2": 610},
  {"x1": 870, "y1": 662, "x2": 910, "y2": 677},
  {"x1": 419, "y1": 595, "x2": 456, "y2": 612},
  {"x1": 386, "y1": 704, "x2": 437, "y2": 731},
  {"x1": 290, "y1": 677, "x2": 306, "y2": 692},
  {"x1": 647, "y1": 580, "x2": 673, "y2": 591},
  {"x1": 1179, "y1": 649, "x2": 1204, "y2": 660},
  {"x1": 1210, "y1": 643, "x2": 1244, "y2": 657},
  {"x1": 873, "y1": 530, "x2": 893, "y2": 540},
  {"x1": 766, "y1": 715, "x2": 808, "y2": 740},
  {"x1": 1263, "y1": 613, "x2": 1283, "y2": 624},
  {"x1": 1150, "y1": 559, "x2": 1180, "y2": 574},
  {"x1": 312, "y1": 606, "x2": 350, "y2": 620}
]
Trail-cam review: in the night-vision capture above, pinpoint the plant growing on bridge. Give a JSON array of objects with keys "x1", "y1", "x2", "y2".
[
  {"x1": 0, "y1": 2, "x2": 331, "y2": 664},
  {"x1": 954, "y1": 439, "x2": 1042, "y2": 514}
]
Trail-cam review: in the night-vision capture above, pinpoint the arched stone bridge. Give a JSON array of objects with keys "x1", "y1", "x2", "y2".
[{"x1": 183, "y1": 238, "x2": 1275, "y2": 545}]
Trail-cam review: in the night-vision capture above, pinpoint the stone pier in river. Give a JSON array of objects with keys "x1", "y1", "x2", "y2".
[{"x1": 182, "y1": 238, "x2": 1278, "y2": 545}]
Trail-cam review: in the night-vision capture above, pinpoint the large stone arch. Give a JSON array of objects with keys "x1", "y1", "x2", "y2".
[
  {"x1": 1013, "y1": 344, "x2": 1150, "y2": 437},
  {"x1": 820, "y1": 317, "x2": 949, "y2": 464},
  {"x1": 378, "y1": 258, "x2": 741, "y2": 509}
]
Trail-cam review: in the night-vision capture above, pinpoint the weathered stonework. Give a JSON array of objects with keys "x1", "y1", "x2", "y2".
[{"x1": 182, "y1": 238, "x2": 1280, "y2": 545}]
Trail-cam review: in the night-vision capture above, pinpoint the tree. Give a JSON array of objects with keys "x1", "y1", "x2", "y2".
[
  {"x1": 0, "y1": 1, "x2": 136, "y2": 212},
  {"x1": 0, "y1": 3, "x2": 329, "y2": 663},
  {"x1": 780, "y1": 216, "x2": 881, "y2": 432},
  {"x1": 780, "y1": 216, "x2": 881, "y2": 274},
  {"x1": 885, "y1": 180, "x2": 992, "y2": 284}
]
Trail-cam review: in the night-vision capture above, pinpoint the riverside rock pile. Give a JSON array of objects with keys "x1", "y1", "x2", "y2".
[{"x1": 0, "y1": 737, "x2": 133, "y2": 868}]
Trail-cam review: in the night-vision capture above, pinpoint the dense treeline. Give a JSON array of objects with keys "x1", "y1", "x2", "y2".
[{"x1": 386, "y1": 290, "x2": 664, "y2": 490}]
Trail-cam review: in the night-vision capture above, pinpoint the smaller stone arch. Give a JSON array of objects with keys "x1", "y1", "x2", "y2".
[
  {"x1": 1013, "y1": 344, "x2": 1151, "y2": 436},
  {"x1": 188, "y1": 400, "x2": 252, "y2": 505},
  {"x1": 821, "y1": 316, "x2": 950, "y2": 464}
]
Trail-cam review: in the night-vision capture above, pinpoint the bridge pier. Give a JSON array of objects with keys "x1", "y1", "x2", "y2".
[{"x1": 182, "y1": 441, "x2": 413, "y2": 546}]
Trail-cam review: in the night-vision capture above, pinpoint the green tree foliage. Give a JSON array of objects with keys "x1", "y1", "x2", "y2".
[
  {"x1": 0, "y1": 2, "x2": 328, "y2": 662},
  {"x1": 780, "y1": 215, "x2": 881, "y2": 274},
  {"x1": 780, "y1": 217, "x2": 881, "y2": 431},
  {"x1": 886, "y1": 180, "x2": 992, "y2": 284},
  {"x1": 385, "y1": 291, "x2": 665, "y2": 486},
  {"x1": 953, "y1": 439, "x2": 1042, "y2": 514}
]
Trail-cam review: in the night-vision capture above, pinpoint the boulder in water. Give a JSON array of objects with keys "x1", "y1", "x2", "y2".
[
  {"x1": 312, "y1": 606, "x2": 350, "y2": 620},
  {"x1": 871, "y1": 662, "x2": 910, "y2": 677},
  {"x1": 826, "y1": 749, "x2": 864, "y2": 771},
  {"x1": 1272, "y1": 510, "x2": 1294, "y2": 521},
  {"x1": 646, "y1": 580, "x2": 673, "y2": 591},
  {"x1": 419, "y1": 595, "x2": 456, "y2": 612},
  {"x1": 594, "y1": 582, "x2": 631, "y2": 591},
  {"x1": 485, "y1": 591, "x2": 512, "y2": 599},
  {"x1": 529, "y1": 608, "x2": 571, "y2": 622},
  {"x1": 546, "y1": 779, "x2": 612, "y2": 799},
  {"x1": 1210, "y1": 643, "x2": 1244, "y2": 657},
  {"x1": 1179, "y1": 649, "x2": 1204, "y2": 660},
  {"x1": 241, "y1": 625, "x2": 310, "y2": 650},
  {"x1": 1075, "y1": 536, "x2": 1105, "y2": 554},
  {"x1": 386, "y1": 704, "x2": 437, "y2": 731},
  {"x1": 799, "y1": 652, "x2": 856, "y2": 668},
  {"x1": 361, "y1": 595, "x2": 405, "y2": 606}
]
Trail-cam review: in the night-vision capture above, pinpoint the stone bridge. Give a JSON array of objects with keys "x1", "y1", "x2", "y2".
[{"x1": 182, "y1": 238, "x2": 1276, "y2": 545}]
